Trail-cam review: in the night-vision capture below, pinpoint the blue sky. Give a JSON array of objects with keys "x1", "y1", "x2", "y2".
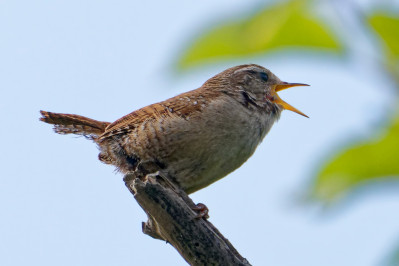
[{"x1": 1, "y1": 0, "x2": 399, "y2": 265}]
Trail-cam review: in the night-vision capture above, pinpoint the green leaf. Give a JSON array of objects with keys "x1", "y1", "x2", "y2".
[
  {"x1": 310, "y1": 117, "x2": 399, "y2": 203},
  {"x1": 369, "y1": 13, "x2": 399, "y2": 57},
  {"x1": 178, "y1": 0, "x2": 342, "y2": 69},
  {"x1": 369, "y1": 13, "x2": 399, "y2": 83}
]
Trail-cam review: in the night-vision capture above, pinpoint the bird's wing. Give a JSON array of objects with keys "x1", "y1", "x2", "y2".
[
  {"x1": 99, "y1": 103, "x2": 170, "y2": 140},
  {"x1": 99, "y1": 89, "x2": 214, "y2": 140}
]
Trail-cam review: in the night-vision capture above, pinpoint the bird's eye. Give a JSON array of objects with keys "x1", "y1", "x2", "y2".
[{"x1": 260, "y1": 72, "x2": 268, "y2": 82}]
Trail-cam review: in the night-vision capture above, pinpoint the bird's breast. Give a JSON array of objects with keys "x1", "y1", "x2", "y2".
[{"x1": 156, "y1": 96, "x2": 278, "y2": 193}]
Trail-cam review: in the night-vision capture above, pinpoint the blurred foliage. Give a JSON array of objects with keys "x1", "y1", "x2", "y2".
[
  {"x1": 369, "y1": 14, "x2": 399, "y2": 57},
  {"x1": 311, "y1": 116, "x2": 399, "y2": 202},
  {"x1": 178, "y1": 0, "x2": 341, "y2": 69},
  {"x1": 310, "y1": 11, "x2": 399, "y2": 203},
  {"x1": 369, "y1": 13, "x2": 399, "y2": 83}
]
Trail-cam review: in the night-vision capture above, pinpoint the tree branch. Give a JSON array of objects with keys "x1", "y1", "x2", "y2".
[{"x1": 123, "y1": 173, "x2": 251, "y2": 266}]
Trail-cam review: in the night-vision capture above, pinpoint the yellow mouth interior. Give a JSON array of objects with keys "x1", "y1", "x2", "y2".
[{"x1": 271, "y1": 83, "x2": 309, "y2": 118}]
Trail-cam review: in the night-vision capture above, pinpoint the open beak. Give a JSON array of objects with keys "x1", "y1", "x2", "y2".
[{"x1": 272, "y1": 82, "x2": 309, "y2": 118}]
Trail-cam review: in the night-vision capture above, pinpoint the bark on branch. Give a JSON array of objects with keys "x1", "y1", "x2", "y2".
[{"x1": 123, "y1": 173, "x2": 251, "y2": 266}]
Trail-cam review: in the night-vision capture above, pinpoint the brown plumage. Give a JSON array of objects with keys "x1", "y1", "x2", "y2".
[
  {"x1": 40, "y1": 64, "x2": 308, "y2": 193},
  {"x1": 40, "y1": 111, "x2": 110, "y2": 137}
]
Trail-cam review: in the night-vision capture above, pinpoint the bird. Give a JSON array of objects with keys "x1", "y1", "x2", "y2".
[{"x1": 40, "y1": 64, "x2": 308, "y2": 195}]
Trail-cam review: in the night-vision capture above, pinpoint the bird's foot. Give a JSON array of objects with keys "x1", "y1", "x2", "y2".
[
  {"x1": 145, "y1": 172, "x2": 209, "y2": 219},
  {"x1": 192, "y1": 203, "x2": 209, "y2": 219}
]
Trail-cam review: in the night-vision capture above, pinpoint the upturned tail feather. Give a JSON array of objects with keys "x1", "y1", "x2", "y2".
[{"x1": 39, "y1": 110, "x2": 110, "y2": 138}]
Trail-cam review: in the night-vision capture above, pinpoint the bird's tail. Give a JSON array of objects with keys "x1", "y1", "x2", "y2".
[{"x1": 39, "y1": 110, "x2": 110, "y2": 139}]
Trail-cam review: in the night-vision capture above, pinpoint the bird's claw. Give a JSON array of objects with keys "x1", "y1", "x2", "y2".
[{"x1": 192, "y1": 203, "x2": 209, "y2": 219}]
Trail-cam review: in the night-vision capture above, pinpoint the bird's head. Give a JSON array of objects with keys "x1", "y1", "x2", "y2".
[{"x1": 217, "y1": 64, "x2": 309, "y2": 118}]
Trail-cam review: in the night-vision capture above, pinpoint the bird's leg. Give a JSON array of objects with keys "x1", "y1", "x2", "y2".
[{"x1": 146, "y1": 171, "x2": 210, "y2": 219}]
